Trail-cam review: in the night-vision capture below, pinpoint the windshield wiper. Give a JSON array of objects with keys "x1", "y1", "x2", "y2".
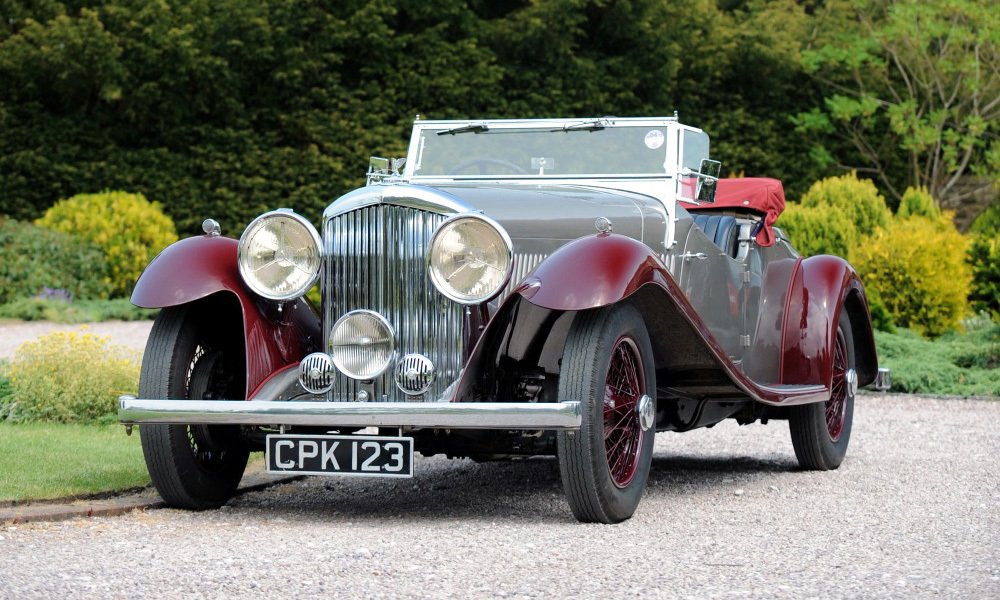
[
  {"x1": 437, "y1": 123, "x2": 490, "y2": 136},
  {"x1": 553, "y1": 118, "x2": 612, "y2": 132}
]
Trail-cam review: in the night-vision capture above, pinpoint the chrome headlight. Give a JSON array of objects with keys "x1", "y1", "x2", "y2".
[
  {"x1": 428, "y1": 214, "x2": 513, "y2": 304},
  {"x1": 238, "y1": 210, "x2": 321, "y2": 300}
]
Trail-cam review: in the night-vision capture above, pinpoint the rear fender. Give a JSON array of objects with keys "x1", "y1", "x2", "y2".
[
  {"x1": 748, "y1": 255, "x2": 877, "y2": 388},
  {"x1": 131, "y1": 235, "x2": 322, "y2": 397}
]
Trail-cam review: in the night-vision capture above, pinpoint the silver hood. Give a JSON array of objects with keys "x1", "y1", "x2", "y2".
[{"x1": 325, "y1": 182, "x2": 669, "y2": 253}]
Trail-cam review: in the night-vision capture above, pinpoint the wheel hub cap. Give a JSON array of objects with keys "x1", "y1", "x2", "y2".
[
  {"x1": 637, "y1": 394, "x2": 654, "y2": 431},
  {"x1": 845, "y1": 368, "x2": 858, "y2": 399}
]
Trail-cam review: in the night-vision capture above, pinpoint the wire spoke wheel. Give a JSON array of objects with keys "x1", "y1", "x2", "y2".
[
  {"x1": 826, "y1": 329, "x2": 849, "y2": 441},
  {"x1": 558, "y1": 304, "x2": 655, "y2": 523},
  {"x1": 603, "y1": 337, "x2": 645, "y2": 488},
  {"x1": 138, "y1": 305, "x2": 249, "y2": 510},
  {"x1": 789, "y1": 310, "x2": 857, "y2": 471}
]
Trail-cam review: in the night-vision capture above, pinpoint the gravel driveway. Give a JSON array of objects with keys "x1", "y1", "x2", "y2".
[
  {"x1": 0, "y1": 393, "x2": 996, "y2": 598},
  {"x1": 0, "y1": 320, "x2": 153, "y2": 360}
]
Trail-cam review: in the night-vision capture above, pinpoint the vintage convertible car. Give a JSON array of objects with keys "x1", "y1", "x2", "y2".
[{"x1": 120, "y1": 116, "x2": 888, "y2": 523}]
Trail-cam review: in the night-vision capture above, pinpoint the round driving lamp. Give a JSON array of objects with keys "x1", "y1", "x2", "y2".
[
  {"x1": 238, "y1": 210, "x2": 322, "y2": 301},
  {"x1": 428, "y1": 214, "x2": 513, "y2": 304},
  {"x1": 329, "y1": 310, "x2": 396, "y2": 380}
]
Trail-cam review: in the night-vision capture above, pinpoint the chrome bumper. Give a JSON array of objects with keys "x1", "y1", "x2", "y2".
[{"x1": 118, "y1": 396, "x2": 582, "y2": 430}]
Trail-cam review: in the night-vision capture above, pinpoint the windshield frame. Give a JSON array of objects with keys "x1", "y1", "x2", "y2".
[{"x1": 403, "y1": 117, "x2": 701, "y2": 183}]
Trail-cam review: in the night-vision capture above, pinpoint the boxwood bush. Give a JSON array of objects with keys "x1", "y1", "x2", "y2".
[
  {"x1": 2, "y1": 329, "x2": 140, "y2": 423},
  {"x1": 0, "y1": 217, "x2": 111, "y2": 304},
  {"x1": 35, "y1": 191, "x2": 178, "y2": 298},
  {"x1": 854, "y1": 217, "x2": 971, "y2": 337},
  {"x1": 800, "y1": 171, "x2": 892, "y2": 238},
  {"x1": 778, "y1": 202, "x2": 857, "y2": 259}
]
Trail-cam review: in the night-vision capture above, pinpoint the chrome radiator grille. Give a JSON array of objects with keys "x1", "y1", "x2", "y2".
[{"x1": 324, "y1": 204, "x2": 464, "y2": 402}]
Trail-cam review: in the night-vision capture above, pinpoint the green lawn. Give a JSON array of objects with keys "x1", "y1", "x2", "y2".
[{"x1": 0, "y1": 422, "x2": 150, "y2": 502}]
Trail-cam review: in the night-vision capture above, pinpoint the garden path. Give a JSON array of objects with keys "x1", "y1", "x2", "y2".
[{"x1": 0, "y1": 320, "x2": 153, "y2": 360}]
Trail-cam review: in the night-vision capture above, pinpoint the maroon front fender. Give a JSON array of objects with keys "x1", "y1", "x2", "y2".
[
  {"x1": 131, "y1": 235, "x2": 321, "y2": 397},
  {"x1": 520, "y1": 233, "x2": 668, "y2": 310},
  {"x1": 131, "y1": 235, "x2": 245, "y2": 309}
]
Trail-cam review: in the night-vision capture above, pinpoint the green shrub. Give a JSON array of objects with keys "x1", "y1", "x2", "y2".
[
  {"x1": 0, "y1": 298, "x2": 156, "y2": 323},
  {"x1": 896, "y1": 186, "x2": 940, "y2": 221},
  {"x1": 778, "y1": 202, "x2": 857, "y2": 258},
  {"x1": 801, "y1": 171, "x2": 892, "y2": 237},
  {"x1": 968, "y1": 235, "x2": 1000, "y2": 320},
  {"x1": 0, "y1": 365, "x2": 12, "y2": 419},
  {"x1": 35, "y1": 191, "x2": 179, "y2": 298},
  {"x1": 854, "y1": 217, "x2": 971, "y2": 337},
  {"x1": 969, "y1": 201, "x2": 1000, "y2": 235},
  {"x1": 0, "y1": 217, "x2": 112, "y2": 303},
  {"x1": 875, "y1": 320, "x2": 1000, "y2": 396},
  {"x1": 3, "y1": 328, "x2": 140, "y2": 423}
]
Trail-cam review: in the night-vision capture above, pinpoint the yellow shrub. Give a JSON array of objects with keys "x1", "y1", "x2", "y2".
[
  {"x1": 36, "y1": 191, "x2": 178, "y2": 298},
  {"x1": 3, "y1": 328, "x2": 140, "y2": 423},
  {"x1": 778, "y1": 202, "x2": 858, "y2": 259},
  {"x1": 801, "y1": 171, "x2": 891, "y2": 237},
  {"x1": 854, "y1": 218, "x2": 971, "y2": 337}
]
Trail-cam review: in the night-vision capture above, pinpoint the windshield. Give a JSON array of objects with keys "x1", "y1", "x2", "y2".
[{"x1": 411, "y1": 125, "x2": 675, "y2": 178}]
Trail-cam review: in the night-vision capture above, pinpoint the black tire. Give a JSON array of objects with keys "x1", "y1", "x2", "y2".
[
  {"x1": 789, "y1": 310, "x2": 857, "y2": 470},
  {"x1": 557, "y1": 304, "x2": 656, "y2": 523},
  {"x1": 138, "y1": 305, "x2": 249, "y2": 509}
]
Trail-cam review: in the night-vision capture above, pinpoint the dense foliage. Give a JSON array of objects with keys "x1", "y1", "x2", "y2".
[
  {"x1": 0, "y1": 0, "x2": 846, "y2": 233},
  {"x1": 968, "y1": 236, "x2": 1000, "y2": 320},
  {"x1": 0, "y1": 217, "x2": 111, "y2": 303},
  {"x1": 795, "y1": 0, "x2": 999, "y2": 206},
  {"x1": 35, "y1": 191, "x2": 177, "y2": 297},
  {"x1": 2, "y1": 328, "x2": 140, "y2": 423}
]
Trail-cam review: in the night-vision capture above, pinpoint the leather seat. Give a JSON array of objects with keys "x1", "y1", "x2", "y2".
[{"x1": 691, "y1": 214, "x2": 740, "y2": 257}]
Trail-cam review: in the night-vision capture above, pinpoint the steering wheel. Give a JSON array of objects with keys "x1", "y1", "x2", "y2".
[{"x1": 449, "y1": 158, "x2": 526, "y2": 175}]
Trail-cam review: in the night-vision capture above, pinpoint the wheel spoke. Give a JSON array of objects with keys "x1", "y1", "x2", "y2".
[
  {"x1": 825, "y1": 329, "x2": 849, "y2": 441},
  {"x1": 603, "y1": 337, "x2": 645, "y2": 488}
]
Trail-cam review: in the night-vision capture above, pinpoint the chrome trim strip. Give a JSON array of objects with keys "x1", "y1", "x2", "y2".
[
  {"x1": 323, "y1": 185, "x2": 473, "y2": 221},
  {"x1": 119, "y1": 396, "x2": 582, "y2": 430}
]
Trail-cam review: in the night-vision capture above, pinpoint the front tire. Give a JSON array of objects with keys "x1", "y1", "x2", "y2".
[
  {"x1": 557, "y1": 304, "x2": 656, "y2": 523},
  {"x1": 139, "y1": 305, "x2": 249, "y2": 509},
  {"x1": 789, "y1": 310, "x2": 857, "y2": 470}
]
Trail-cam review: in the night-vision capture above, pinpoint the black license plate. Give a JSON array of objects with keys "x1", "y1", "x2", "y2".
[{"x1": 265, "y1": 434, "x2": 413, "y2": 478}]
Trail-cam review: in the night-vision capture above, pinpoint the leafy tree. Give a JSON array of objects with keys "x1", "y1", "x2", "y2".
[{"x1": 794, "y1": 0, "x2": 999, "y2": 206}]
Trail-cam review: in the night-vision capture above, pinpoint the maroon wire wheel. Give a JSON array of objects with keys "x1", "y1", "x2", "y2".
[
  {"x1": 826, "y1": 328, "x2": 849, "y2": 442},
  {"x1": 558, "y1": 304, "x2": 656, "y2": 523},
  {"x1": 603, "y1": 336, "x2": 646, "y2": 488}
]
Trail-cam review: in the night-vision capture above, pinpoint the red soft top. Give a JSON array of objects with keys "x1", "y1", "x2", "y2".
[{"x1": 680, "y1": 178, "x2": 785, "y2": 247}]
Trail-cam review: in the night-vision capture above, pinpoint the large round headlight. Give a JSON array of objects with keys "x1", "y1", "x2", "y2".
[
  {"x1": 428, "y1": 214, "x2": 513, "y2": 304},
  {"x1": 238, "y1": 210, "x2": 322, "y2": 300}
]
